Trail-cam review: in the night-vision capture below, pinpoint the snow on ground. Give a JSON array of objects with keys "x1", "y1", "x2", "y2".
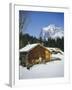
[
  {"x1": 19, "y1": 53, "x2": 64, "y2": 79},
  {"x1": 20, "y1": 61, "x2": 64, "y2": 79}
]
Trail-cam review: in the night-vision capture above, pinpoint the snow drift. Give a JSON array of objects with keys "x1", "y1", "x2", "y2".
[{"x1": 19, "y1": 51, "x2": 64, "y2": 79}]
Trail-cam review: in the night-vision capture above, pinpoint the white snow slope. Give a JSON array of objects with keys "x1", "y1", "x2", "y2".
[{"x1": 19, "y1": 53, "x2": 64, "y2": 79}]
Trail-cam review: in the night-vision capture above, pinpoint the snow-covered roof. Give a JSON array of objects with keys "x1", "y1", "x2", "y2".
[
  {"x1": 20, "y1": 43, "x2": 55, "y2": 53},
  {"x1": 46, "y1": 47, "x2": 58, "y2": 51},
  {"x1": 46, "y1": 47, "x2": 63, "y2": 54},
  {"x1": 19, "y1": 43, "x2": 39, "y2": 52}
]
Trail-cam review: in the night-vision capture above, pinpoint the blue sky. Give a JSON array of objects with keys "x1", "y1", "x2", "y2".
[{"x1": 19, "y1": 11, "x2": 64, "y2": 38}]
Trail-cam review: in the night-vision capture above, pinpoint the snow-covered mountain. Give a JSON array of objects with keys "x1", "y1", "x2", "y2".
[{"x1": 40, "y1": 24, "x2": 64, "y2": 40}]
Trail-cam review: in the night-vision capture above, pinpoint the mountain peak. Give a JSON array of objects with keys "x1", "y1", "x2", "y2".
[
  {"x1": 40, "y1": 24, "x2": 64, "y2": 40},
  {"x1": 42, "y1": 24, "x2": 55, "y2": 32}
]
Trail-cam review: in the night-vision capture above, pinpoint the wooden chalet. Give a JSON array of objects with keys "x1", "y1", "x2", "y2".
[{"x1": 19, "y1": 43, "x2": 52, "y2": 68}]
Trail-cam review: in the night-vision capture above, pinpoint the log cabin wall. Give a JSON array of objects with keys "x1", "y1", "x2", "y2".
[{"x1": 28, "y1": 45, "x2": 51, "y2": 64}]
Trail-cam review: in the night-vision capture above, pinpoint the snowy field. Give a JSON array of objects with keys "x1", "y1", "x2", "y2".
[{"x1": 19, "y1": 53, "x2": 64, "y2": 79}]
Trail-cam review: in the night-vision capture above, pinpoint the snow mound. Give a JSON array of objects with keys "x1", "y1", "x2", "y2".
[
  {"x1": 19, "y1": 49, "x2": 64, "y2": 79},
  {"x1": 20, "y1": 61, "x2": 64, "y2": 79},
  {"x1": 19, "y1": 54, "x2": 64, "y2": 79}
]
